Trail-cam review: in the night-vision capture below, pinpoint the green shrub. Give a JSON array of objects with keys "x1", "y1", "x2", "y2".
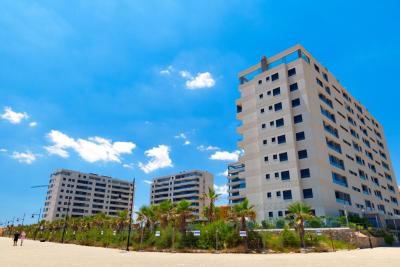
[{"x1": 279, "y1": 227, "x2": 300, "y2": 248}]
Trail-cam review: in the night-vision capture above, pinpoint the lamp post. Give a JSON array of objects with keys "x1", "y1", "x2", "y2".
[
  {"x1": 32, "y1": 208, "x2": 42, "y2": 240},
  {"x1": 61, "y1": 195, "x2": 72, "y2": 243},
  {"x1": 125, "y1": 178, "x2": 135, "y2": 251}
]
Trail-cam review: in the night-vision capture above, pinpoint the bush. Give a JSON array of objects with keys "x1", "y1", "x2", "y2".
[
  {"x1": 383, "y1": 233, "x2": 394, "y2": 245},
  {"x1": 279, "y1": 227, "x2": 300, "y2": 248}
]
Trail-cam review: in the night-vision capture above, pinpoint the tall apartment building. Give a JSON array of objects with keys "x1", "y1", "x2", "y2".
[
  {"x1": 43, "y1": 169, "x2": 134, "y2": 221},
  {"x1": 150, "y1": 170, "x2": 213, "y2": 219},
  {"x1": 227, "y1": 162, "x2": 246, "y2": 205},
  {"x1": 236, "y1": 44, "x2": 399, "y2": 226}
]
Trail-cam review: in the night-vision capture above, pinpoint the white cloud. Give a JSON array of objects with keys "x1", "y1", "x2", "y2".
[
  {"x1": 160, "y1": 65, "x2": 174, "y2": 75},
  {"x1": 214, "y1": 184, "x2": 228, "y2": 196},
  {"x1": 185, "y1": 72, "x2": 215, "y2": 90},
  {"x1": 179, "y1": 70, "x2": 192, "y2": 78},
  {"x1": 0, "y1": 148, "x2": 7, "y2": 153},
  {"x1": 209, "y1": 150, "x2": 240, "y2": 161},
  {"x1": 143, "y1": 180, "x2": 152, "y2": 185},
  {"x1": 197, "y1": 145, "x2": 219, "y2": 151},
  {"x1": 174, "y1": 132, "x2": 191, "y2": 146},
  {"x1": 122, "y1": 163, "x2": 135, "y2": 169},
  {"x1": 138, "y1": 145, "x2": 172, "y2": 173},
  {"x1": 12, "y1": 151, "x2": 37, "y2": 164},
  {"x1": 218, "y1": 170, "x2": 228, "y2": 177},
  {"x1": 44, "y1": 130, "x2": 136, "y2": 163},
  {"x1": 1, "y1": 107, "x2": 29, "y2": 124},
  {"x1": 29, "y1": 121, "x2": 38, "y2": 127}
]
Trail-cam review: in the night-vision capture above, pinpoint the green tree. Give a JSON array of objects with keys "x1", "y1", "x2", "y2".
[
  {"x1": 202, "y1": 187, "x2": 220, "y2": 222},
  {"x1": 175, "y1": 200, "x2": 193, "y2": 234},
  {"x1": 286, "y1": 201, "x2": 314, "y2": 248},
  {"x1": 231, "y1": 198, "x2": 256, "y2": 231}
]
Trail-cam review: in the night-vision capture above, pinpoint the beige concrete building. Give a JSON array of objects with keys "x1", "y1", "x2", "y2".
[
  {"x1": 150, "y1": 170, "x2": 213, "y2": 219},
  {"x1": 236, "y1": 44, "x2": 399, "y2": 226},
  {"x1": 43, "y1": 169, "x2": 134, "y2": 221}
]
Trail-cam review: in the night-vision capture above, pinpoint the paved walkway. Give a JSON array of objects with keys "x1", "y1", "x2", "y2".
[{"x1": 0, "y1": 237, "x2": 399, "y2": 266}]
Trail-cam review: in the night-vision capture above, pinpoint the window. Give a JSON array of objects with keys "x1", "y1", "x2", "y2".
[
  {"x1": 276, "y1": 118, "x2": 284, "y2": 127},
  {"x1": 268, "y1": 211, "x2": 273, "y2": 217},
  {"x1": 271, "y1": 73, "x2": 279, "y2": 81},
  {"x1": 278, "y1": 211, "x2": 283, "y2": 217},
  {"x1": 335, "y1": 191, "x2": 351, "y2": 205},
  {"x1": 260, "y1": 108, "x2": 265, "y2": 113},
  {"x1": 276, "y1": 191, "x2": 281, "y2": 197},
  {"x1": 316, "y1": 78, "x2": 323, "y2": 87},
  {"x1": 258, "y1": 80, "x2": 262, "y2": 85},
  {"x1": 314, "y1": 64, "x2": 320, "y2": 72},
  {"x1": 279, "y1": 152, "x2": 288, "y2": 162},
  {"x1": 262, "y1": 123, "x2": 266, "y2": 129},
  {"x1": 283, "y1": 190, "x2": 292, "y2": 200},
  {"x1": 296, "y1": 131, "x2": 305, "y2": 141},
  {"x1": 264, "y1": 156, "x2": 268, "y2": 162},
  {"x1": 323, "y1": 121, "x2": 339, "y2": 138},
  {"x1": 294, "y1": 114, "x2": 303, "y2": 124},
  {"x1": 274, "y1": 102, "x2": 282, "y2": 111},
  {"x1": 265, "y1": 174, "x2": 270, "y2": 179},
  {"x1": 289, "y1": 83, "x2": 298, "y2": 92},
  {"x1": 292, "y1": 98, "x2": 300, "y2": 107},
  {"x1": 267, "y1": 192, "x2": 272, "y2": 198},
  {"x1": 332, "y1": 172, "x2": 348, "y2": 187},
  {"x1": 326, "y1": 138, "x2": 342, "y2": 154},
  {"x1": 303, "y1": 188, "x2": 313, "y2": 199},
  {"x1": 322, "y1": 72, "x2": 329, "y2": 82},
  {"x1": 288, "y1": 68, "x2": 296, "y2": 77},
  {"x1": 300, "y1": 168, "x2": 310, "y2": 178},
  {"x1": 277, "y1": 134, "x2": 286, "y2": 144},
  {"x1": 263, "y1": 139, "x2": 267, "y2": 145},
  {"x1": 272, "y1": 87, "x2": 281, "y2": 96},
  {"x1": 329, "y1": 154, "x2": 345, "y2": 170},
  {"x1": 320, "y1": 106, "x2": 336, "y2": 123},
  {"x1": 281, "y1": 171, "x2": 290, "y2": 180},
  {"x1": 259, "y1": 94, "x2": 263, "y2": 99},
  {"x1": 298, "y1": 149, "x2": 308, "y2": 159}
]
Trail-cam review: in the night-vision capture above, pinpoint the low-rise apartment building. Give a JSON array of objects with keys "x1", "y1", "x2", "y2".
[
  {"x1": 43, "y1": 169, "x2": 134, "y2": 221},
  {"x1": 150, "y1": 170, "x2": 213, "y2": 219}
]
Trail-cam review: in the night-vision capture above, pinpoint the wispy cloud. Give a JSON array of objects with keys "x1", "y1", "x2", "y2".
[
  {"x1": 214, "y1": 184, "x2": 228, "y2": 196},
  {"x1": 12, "y1": 151, "x2": 37, "y2": 164},
  {"x1": 138, "y1": 145, "x2": 173, "y2": 173},
  {"x1": 1, "y1": 107, "x2": 29, "y2": 124},
  {"x1": 161, "y1": 66, "x2": 215, "y2": 90},
  {"x1": 143, "y1": 179, "x2": 152, "y2": 185},
  {"x1": 44, "y1": 130, "x2": 136, "y2": 163},
  {"x1": 0, "y1": 148, "x2": 7, "y2": 153},
  {"x1": 209, "y1": 150, "x2": 240, "y2": 161},
  {"x1": 174, "y1": 132, "x2": 191, "y2": 145},
  {"x1": 218, "y1": 170, "x2": 228, "y2": 177},
  {"x1": 122, "y1": 163, "x2": 135, "y2": 169},
  {"x1": 29, "y1": 121, "x2": 38, "y2": 127},
  {"x1": 197, "y1": 145, "x2": 219, "y2": 151}
]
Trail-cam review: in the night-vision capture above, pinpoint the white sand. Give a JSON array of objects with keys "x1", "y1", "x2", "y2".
[{"x1": 0, "y1": 237, "x2": 399, "y2": 267}]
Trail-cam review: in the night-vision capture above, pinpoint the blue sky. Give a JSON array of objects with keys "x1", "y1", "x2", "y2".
[{"x1": 0, "y1": 0, "x2": 399, "y2": 225}]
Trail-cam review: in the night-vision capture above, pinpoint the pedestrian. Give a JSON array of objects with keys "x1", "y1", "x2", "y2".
[
  {"x1": 13, "y1": 231, "x2": 20, "y2": 246},
  {"x1": 20, "y1": 231, "x2": 26, "y2": 246}
]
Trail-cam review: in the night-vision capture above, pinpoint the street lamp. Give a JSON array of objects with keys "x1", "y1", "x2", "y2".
[
  {"x1": 125, "y1": 178, "x2": 135, "y2": 251},
  {"x1": 61, "y1": 195, "x2": 72, "y2": 243},
  {"x1": 32, "y1": 208, "x2": 42, "y2": 240}
]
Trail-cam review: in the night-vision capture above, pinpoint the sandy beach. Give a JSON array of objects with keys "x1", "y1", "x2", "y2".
[{"x1": 0, "y1": 237, "x2": 399, "y2": 267}]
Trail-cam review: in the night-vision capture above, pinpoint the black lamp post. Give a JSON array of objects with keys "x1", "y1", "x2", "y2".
[
  {"x1": 61, "y1": 196, "x2": 72, "y2": 243},
  {"x1": 125, "y1": 178, "x2": 135, "y2": 251}
]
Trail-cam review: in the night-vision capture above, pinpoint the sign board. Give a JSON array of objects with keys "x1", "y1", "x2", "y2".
[
  {"x1": 316, "y1": 230, "x2": 322, "y2": 236},
  {"x1": 155, "y1": 231, "x2": 160, "y2": 237},
  {"x1": 239, "y1": 231, "x2": 247, "y2": 237},
  {"x1": 193, "y1": 230, "x2": 201, "y2": 236}
]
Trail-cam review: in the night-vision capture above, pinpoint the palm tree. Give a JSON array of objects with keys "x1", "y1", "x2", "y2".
[
  {"x1": 175, "y1": 200, "x2": 193, "y2": 234},
  {"x1": 231, "y1": 198, "x2": 256, "y2": 231},
  {"x1": 157, "y1": 200, "x2": 176, "y2": 228},
  {"x1": 202, "y1": 187, "x2": 221, "y2": 222},
  {"x1": 286, "y1": 201, "x2": 314, "y2": 248}
]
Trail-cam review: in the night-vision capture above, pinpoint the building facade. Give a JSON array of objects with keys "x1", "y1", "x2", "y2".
[
  {"x1": 227, "y1": 162, "x2": 246, "y2": 205},
  {"x1": 236, "y1": 44, "x2": 399, "y2": 226},
  {"x1": 150, "y1": 170, "x2": 213, "y2": 219},
  {"x1": 43, "y1": 169, "x2": 134, "y2": 221}
]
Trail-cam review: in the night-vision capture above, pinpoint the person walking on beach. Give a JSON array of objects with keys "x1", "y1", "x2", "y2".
[
  {"x1": 13, "y1": 231, "x2": 20, "y2": 246},
  {"x1": 20, "y1": 231, "x2": 26, "y2": 246}
]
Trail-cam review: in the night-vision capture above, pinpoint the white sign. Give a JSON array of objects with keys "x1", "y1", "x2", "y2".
[
  {"x1": 239, "y1": 231, "x2": 247, "y2": 237},
  {"x1": 155, "y1": 231, "x2": 160, "y2": 237},
  {"x1": 193, "y1": 230, "x2": 201, "y2": 236}
]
